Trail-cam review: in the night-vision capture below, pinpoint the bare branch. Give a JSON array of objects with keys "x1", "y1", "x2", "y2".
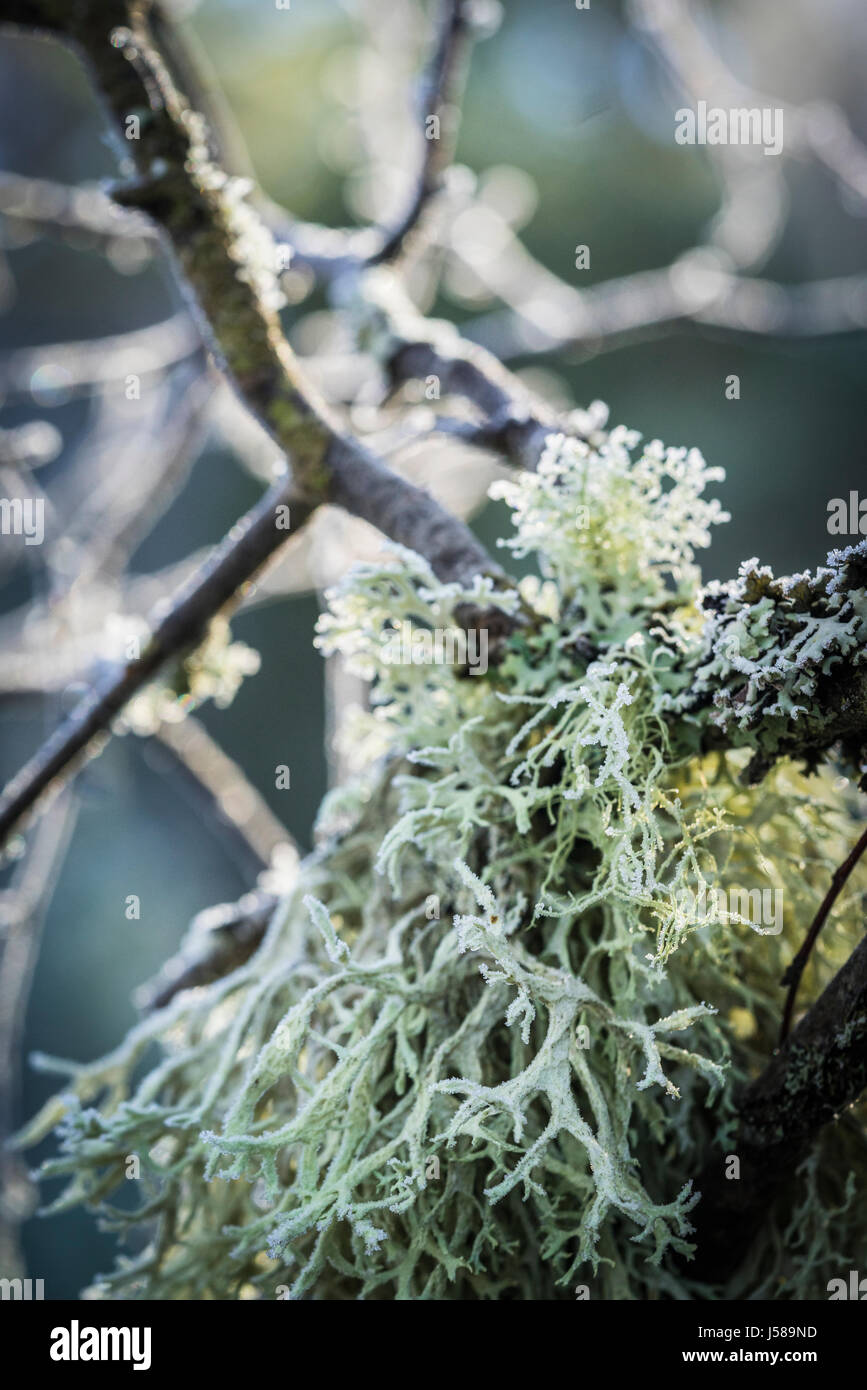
[
  {"x1": 0, "y1": 168, "x2": 153, "y2": 245},
  {"x1": 152, "y1": 714, "x2": 295, "y2": 875},
  {"x1": 347, "y1": 265, "x2": 564, "y2": 468},
  {"x1": 463, "y1": 259, "x2": 867, "y2": 361},
  {"x1": 636, "y1": 0, "x2": 867, "y2": 214},
  {"x1": 0, "y1": 311, "x2": 200, "y2": 400},
  {"x1": 1, "y1": 1, "x2": 502, "y2": 590},
  {"x1": 689, "y1": 929, "x2": 867, "y2": 1284},
  {"x1": 0, "y1": 791, "x2": 78, "y2": 1277},
  {"x1": 0, "y1": 475, "x2": 315, "y2": 847},
  {"x1": 370, "y1": 0, "x2": 475, "y2": 264}
]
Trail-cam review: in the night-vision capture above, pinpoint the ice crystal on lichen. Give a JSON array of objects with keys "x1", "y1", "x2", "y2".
[
  {"x1": 20, "y1": 419, "x2": 867, "y2": 1300},
  {"x1": 682, "y1": 545, "x2": 867, "y2": 779}
]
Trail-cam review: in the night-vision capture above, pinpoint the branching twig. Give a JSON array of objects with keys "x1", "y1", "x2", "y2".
[
  {"x1": 0, "y1": 790, "x2": 78, "y2": 1277},
  {"x1": 0, "y1": 476, "x2": 314, "y2": 847},
  {"x1": 2, "y1": 1, "x2": 503, "y2": 589},
  {"x1": 0, "y1": 0, "x2": 518, "y2": 848},
  {"x1": 370, "y1": 0, "x2": 474, "y2": 264},
  {"x1": 689, "y1": 929, "x2": 867, "y2": 1284}
]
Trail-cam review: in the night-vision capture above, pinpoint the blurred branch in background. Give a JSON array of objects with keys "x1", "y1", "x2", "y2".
[
  {"x1": 136, "y1": 887, "x2": 279, "y2": 1013},
  {"x1": 150, "y1": 713, "x2": 297, "y2": 882},
  {"x1": 369, "y1": 0, "x2": 475, "y2": 264},
  {"x1": 0, "y1": 168, "x2": 155, "y2": 250},
  {"x1": 0, "y1": 789, "x2": 78, "y2": 1280},
  {"x1": 455, "y1": 0, "x2": 867, "y2": 358}
]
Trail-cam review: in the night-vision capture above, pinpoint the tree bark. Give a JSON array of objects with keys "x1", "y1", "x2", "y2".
[{"x1": 689, "y1": 931, "x2": 867, "y2": 1284}]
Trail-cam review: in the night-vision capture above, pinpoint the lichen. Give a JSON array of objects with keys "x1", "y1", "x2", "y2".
[
  {"x1": 680, "y1": 543, "x2": 867, "y2": 779},
  {"x1": 20, "y1": 417, "x2": 867, "y2": 1300}
]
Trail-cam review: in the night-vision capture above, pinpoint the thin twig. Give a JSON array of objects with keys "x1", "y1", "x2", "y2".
[
  {"x1": 0, "y1": 169, "x2": 154, "y2": 244},
  {"x1": 0, "y1": 477, "x2": 315, "y2": 848},
  {"x1": 0, "y1": 790, "x2": 79, "y2": 1278},
  {"x1": 0, "y1": 311, "x2": 201, "y2": 400},
  {"x1": 370, "y1": 0, "x2": 474, "y2": 265},
  {"x1": 152, "y1": 714, "x2": 296, "y2": 874},
  {"x1": 779, "y1": 823, "x2": 867, "y2": 1043}
]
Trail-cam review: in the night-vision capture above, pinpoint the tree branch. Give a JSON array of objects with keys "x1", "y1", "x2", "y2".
[
  {"x1": 689, "y1": 929, "x2": 867, "y2": 1284},
  {"x1": 0, "y1": 168, "x2": 154, "y2": 245},
  {"x1": 686, "y1": 541, "x2": 867, "y2": 783},
  {"x1": 0, "y1": 790, "x2": 78, "y2": 1278},
  {"x1": 346, "y1": 264, "x2": 565, "y2": 469},
  {"x1": 780, "y1": 824, "x2": 867, "y2": 1043},
  {"x1": 370, "y1": 0, "x2": 474, "y2": 265},
  {"x1": 0, "y1": 311, "x2": 199, "y2": 400},
  {"x1": 136, "y1": 889, "x2": 278, "y2": 1012},
  {"x1": 0, "y1": 0, "x2": 518, "y2": 848},
  {"x1": 0, "y1": 476, "x2": 313, "y2": 846},
  {"x1": 151, "y1": 713, "x2": 296, "y2": 877},
  {"x1": 2, "y1": 0, "x2": 501, "y2": 588}
]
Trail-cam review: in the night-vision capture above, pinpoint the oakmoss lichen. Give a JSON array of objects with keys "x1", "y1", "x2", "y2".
[{"x1": 20, "y1": 416, "x2": 867, "y2": 1299}]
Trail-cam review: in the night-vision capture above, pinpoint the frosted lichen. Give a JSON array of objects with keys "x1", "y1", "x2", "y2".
[
  {"x1": 682, "y1": 545, "x2": 867, "y2": 779},
  {"x1": 20, "y1": 418, "x2": 867, "y2": 1300}
]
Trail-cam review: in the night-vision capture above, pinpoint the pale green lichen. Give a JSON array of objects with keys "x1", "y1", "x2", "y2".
[
  {"x1": 20, "y1": 419, "x2": 867, "y2": 1300},
  {"x1": 123, "y1": 615, "x2": 261, "y2": 735}
]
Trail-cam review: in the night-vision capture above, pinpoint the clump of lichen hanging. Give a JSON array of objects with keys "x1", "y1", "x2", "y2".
[{"x1": 20, "y1": 408, "x2": 867, "y2": 1300}]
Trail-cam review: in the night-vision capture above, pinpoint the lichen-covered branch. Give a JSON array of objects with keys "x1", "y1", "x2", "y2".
[
  {"x1": 684, "y1": 541, "x2": 867, "y2": 782},
  {"x1": 2, "y1": 0, "x2": 500, "y2": 589},
  {"x1": 5, "y1": 0, "x2": 867, "y2": 1307},
  {"x1": 17, "y1": 425, "x2": 867, "y2": 1300},
  {"x1": 370, "y1": 0, "x2": 475, "y2": 265}
]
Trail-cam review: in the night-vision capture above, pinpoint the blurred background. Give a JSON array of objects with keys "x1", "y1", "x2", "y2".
[{"x1": 0, "y1": 0, "x2": 865, "y2": 1296}]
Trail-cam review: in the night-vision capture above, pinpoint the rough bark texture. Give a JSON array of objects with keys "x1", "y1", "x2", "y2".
[{"x1": 688, "y1": 931, "x2": 867, "y2": 1284}]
